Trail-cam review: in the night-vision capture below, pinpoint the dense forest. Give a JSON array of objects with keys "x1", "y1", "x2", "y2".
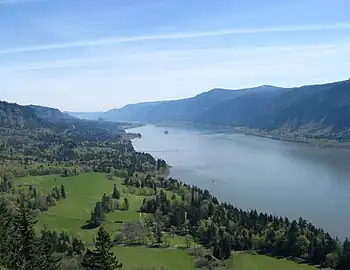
[
  {"x1": 1, "y1": 100, "x2": 350, "y2": 269},
  {"x1": 82, "y1": 79, "x2": 350, "y2": 141}
]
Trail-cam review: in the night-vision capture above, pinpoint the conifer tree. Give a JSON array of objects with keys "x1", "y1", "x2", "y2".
[
  {"x1": 81, "y1": 226, "x2": 122, "y2": 269},
  {"x1": 60, "y1": 184, "x2": 66, "y2": 198},
  {"x1": 123, "y1": 197, "x2": 129, "y2": 210},
  {"x1": 112, "y1": 184, "x2": 120, "y2": 199},
  {"x1": 37, "y1": 226, "x2": 61, "y2": 270}
]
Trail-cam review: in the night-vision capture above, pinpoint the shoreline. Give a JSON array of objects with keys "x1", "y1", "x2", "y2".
[
  {"x1": 139, "y1": 121, "x2": 350, "y2": 149},
  {"x1": 129, "y1": 124, "x2": 348, "y2": 239},
  {"x1": 232, "y1": 128, "x2": 350, "y2": 149}
]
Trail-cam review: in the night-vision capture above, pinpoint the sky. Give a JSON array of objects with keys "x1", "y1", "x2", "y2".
[{"x1": 1, "y1": 0, "x2": 350, "y2": 111}]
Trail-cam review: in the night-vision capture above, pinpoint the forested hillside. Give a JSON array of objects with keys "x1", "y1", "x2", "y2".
[
  {"x1": 30, "y1": 105, "x2": 76, "y2": 122},
  {"x1": 0, "y1": 101, "x2": 46, "y2": 129},
  {"x1": 0, "y1": 101, "x2": 148, "y2": 178},
  {"x1": 100, "y1": 86, "x2": 281, "y2": 123},
  {"x1": 93, "y1": 79, "x2": 350, "y2": 141}
]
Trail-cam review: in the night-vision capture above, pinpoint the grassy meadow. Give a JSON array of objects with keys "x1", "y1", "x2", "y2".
[
  {"x1": 227, "y1": 254, "x2": 318, "y2": 270},
  {"x1": 17, "y1": 172, "x2": 146, "y2": 242},
  {"x1": 112, "y1": 246, "x2": 195, "y2": 270},
  {"x1": 17, "y1": 173, "x2": 318, "y2": 270}
]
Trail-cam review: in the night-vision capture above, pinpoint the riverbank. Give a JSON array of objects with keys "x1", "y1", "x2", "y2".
[
  {"x1": 231, "y1": 127, "x2": 350, "y2": 149},
  {"x1": 130, "y1": 124, "x2": 350, "y2": 239},
  {"x1": 148, "y1": 121, "x2": 350, "y2": 149}
]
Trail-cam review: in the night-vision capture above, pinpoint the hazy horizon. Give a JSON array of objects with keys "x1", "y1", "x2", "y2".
[
  {"x1": 1, "y1": 0, "x2": 350, "y2": 111},
  {"x1": 11, "y1": 77, "x2": 348, "y2": 113}
]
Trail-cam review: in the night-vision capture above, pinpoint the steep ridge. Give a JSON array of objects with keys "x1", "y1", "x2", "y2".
[
  {"x1": 199, "y1": 80, "x2": 350, "y2": 132},
  {"x1": 0, "y1": 101, "x2": 46, "y2": 129},
  {"x1": 30, "y1": 105, "x2": 76, "y2": 122}
]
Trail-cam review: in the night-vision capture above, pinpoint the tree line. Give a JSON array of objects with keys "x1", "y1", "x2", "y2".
[
  {"x1": 130, "y1": 175, "x2": 350, "y2": 269},
  {"x1": 87, "y1": 184, "x2": 128, "y2": 229}
]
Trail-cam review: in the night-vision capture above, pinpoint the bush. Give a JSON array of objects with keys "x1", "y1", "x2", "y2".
[
  {"x1": 114, "y1": 232, "x2": 125, "y2": 244},
  {"x1": 188, "y1": 247, "x2": 206, "y2": 257},
  {"x1": 195, "y1": 257, "x2": 210, "y2": 268},
  {"x1": 106, "y1": 174, "x2": 114, "y2": 180},
  {"x1": 32, "y1": 208, "x2": 41, "y2": 218}
]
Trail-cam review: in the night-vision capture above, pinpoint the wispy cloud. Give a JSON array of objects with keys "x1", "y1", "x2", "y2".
[
  {"x1": 1, "y1": 22, "x2": 350, "y2": 54},
  {"x1": 4, "y1": 42, "x2": 347, "y2": 72}
]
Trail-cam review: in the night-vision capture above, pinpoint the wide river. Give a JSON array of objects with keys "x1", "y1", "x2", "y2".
[{"x1": 130, "y1": 124, "x2": 350, "y2": 239}]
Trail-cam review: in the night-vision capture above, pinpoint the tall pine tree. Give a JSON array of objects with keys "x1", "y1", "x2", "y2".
[
  {"x1": 112, "y1": 184, "x2": 120, "y2": 199},
  {"x1": 9, "y1": 199, "x2": 38, "y2": 269},
  {"x1": 81, "y1": 226, "x2": 122, "y2": 269}
]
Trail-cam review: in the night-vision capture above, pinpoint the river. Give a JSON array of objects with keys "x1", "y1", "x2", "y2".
[{"x1": 130, "y1": 124, "x2": 350, "y2": 239}]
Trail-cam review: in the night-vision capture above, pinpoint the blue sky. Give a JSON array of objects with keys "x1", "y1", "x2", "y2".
[{"x1": 1, "y1": 0, "x2": 350, "y2": 111}]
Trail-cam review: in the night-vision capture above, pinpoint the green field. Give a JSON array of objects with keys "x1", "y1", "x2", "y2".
[
  {"x1": 227, "y1": 254, "x2": 317, "y2": 270},
  {"x1": 17, "y1": 173, "x2": 318, "y2": 270},
  {"x1": 112, "y1": 246, "x2": 195, "y2": 270},
  {"x1": 18, "y1": 172, "x2": 146, "y2": 242}
]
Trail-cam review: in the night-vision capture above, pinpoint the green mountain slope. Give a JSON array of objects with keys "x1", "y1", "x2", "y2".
[
  {"x1": 0, "y1": 101, "x2": 46, "y2": 129},
  {"x1": 102, "y1": 85, "x2": 281, "y2": 123},
  {"x1": 29, "y1": 105, "x2": 76, "y2": 122},
  {"x1": 198, "y1": 80, "x2": 350, "y2": 134},
  {"x1": 94, "y1": 79, "x2": 350, "y2": 140}
]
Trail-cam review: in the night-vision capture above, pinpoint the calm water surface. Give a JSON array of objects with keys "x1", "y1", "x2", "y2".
[{"x1": 130, "y1": 125, "x2": 350, "y2": 238}]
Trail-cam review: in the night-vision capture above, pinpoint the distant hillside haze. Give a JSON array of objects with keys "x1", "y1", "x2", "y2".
[
  {"x1": 67, "y1": 111, "x2": 103, "y2": 120},
  {"x1": 99, "y1": 85, "x2": 284, "y2": 123},
  {"x1": 30, "y1": 105, "x2": 76, "y2": 122},
  {"x1": 0, "y1": 101, "x2": 46, "y2": 129},
  {"x1": 69, "y1": 79, "x2": 350, "y2": 137},
  {"x1": 0, "y1": 101, "x2": 130, "y2": 138}
]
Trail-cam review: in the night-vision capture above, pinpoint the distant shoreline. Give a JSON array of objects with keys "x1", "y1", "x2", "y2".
[
  {"x1": 232, "y1": 127, "x2": 350, "y2": 149},
  {"x1": 132, "y1": 121, "x2": 350, "y2": 149}
]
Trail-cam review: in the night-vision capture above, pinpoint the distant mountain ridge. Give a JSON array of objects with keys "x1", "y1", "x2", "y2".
[
  {"x1": 70, "y1": 79, "x2": 350, "y2": 141},
  {"x1": 0, "y1": 102, "x2": 129, "y2": 138},
  {"x1": 30, "y1": 105, "x2": 76, "y2": 122},
  {"x1": 101, "y1": 85, "x2": 283, "y2": 123},
  {"x1": 0, "y1": 101, "x2": 46, "y2": 129}
]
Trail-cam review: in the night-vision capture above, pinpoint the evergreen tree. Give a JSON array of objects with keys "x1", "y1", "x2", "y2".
[
  {"x1": 0, "y1": 202, "x2": 12, "y2": 266},
  {"x1": 72, "y1": 236, "x2": 85, "y2": 255},
  {"x1": 220, "y1": 232, "x2": 232, "y2": 259},
  {"x1": 8, "y1": 199, "x2": 38, "y2": 269},
  {"x1": 155, "y1": 223, "x2": 163, "y2": 244},
  {"x1": 90, "y1": 201, "x2": 105, "y2": 226},
  {"x1": 53, "y1": 186, "x2": 60, "y2": 200},
  {"x1": 2, "y1": 199, "x2": 58, "y2": 269},
  {"x1": 337, "y1": 238, "x2": 350, "y2": 270},
  {"x1": 213, "y1": 243, "x2": 223, "y2": 259},
  {"x1": 81, "y1": 226, "x2": 122, "y2": 269},
  {"x1": 101, "y1": 193, "x2": 111, "y2": 212},
  {"x1": 112, "y1": 184, "x2": 120, "y2": 199},
  {"x1": 60, "y1": 184, "x2": 66, "y2": 198},
  {"x1": 123, "y1": 197, "x2": 129, "y2": 210},
  {"x1": 124, "y1": 177, "x2": 129, "y2": 186},
  {"x1": 33, "y1": 187, "x2": 37, "y2": 198},
  {"x1": 37, "y1": 226, "x2": 61, "y2": 269}
]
